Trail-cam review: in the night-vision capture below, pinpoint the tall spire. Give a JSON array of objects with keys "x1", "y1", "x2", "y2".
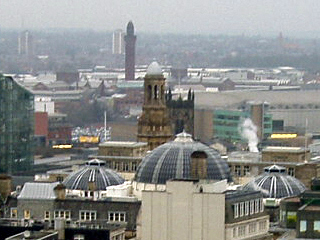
[
  {"x1": 124, "y1": 21, "x2": 136, "y2": 81},
  {"x1": 127, "y1": 21, "x2": 134, "y2": 36}
]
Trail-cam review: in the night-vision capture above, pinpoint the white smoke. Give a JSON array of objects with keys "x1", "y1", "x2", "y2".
[{"x1": 239, "y1": 118, "x2": 259, "y2": 152}]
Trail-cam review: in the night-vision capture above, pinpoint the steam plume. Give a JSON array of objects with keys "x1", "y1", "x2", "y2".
[{"x1": 239, "y1": 118, "x2": 259, "y2": 152}]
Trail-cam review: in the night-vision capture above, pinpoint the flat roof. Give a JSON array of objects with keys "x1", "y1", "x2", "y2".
[
  {"x1": 262, "y1": 146, "x2": 306, "y2": 153},
  {"x1": 99, "y1": 141, "x2": 147, "y2": 148},
  {"x1": 195, "y1": 90, "x2": 320, "y2": 110}
]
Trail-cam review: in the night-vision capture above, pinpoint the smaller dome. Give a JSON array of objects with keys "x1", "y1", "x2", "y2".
[
  {"x1": 146, "y1": 61, "x2": 162, "y2": 76},
  {"x1": 63, "y1": 159, "x2": 124, "y2": 190},
  {"x1": 243, "y1": 164, "x2": 306, "y2": 199}
]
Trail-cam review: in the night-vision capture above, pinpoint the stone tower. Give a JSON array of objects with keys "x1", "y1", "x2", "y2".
[
  {"x1": 137, "y1": 62, "x2": 173, "y2": 150},
  {"x1": 124, "y1": 21, "x2": 136, "y2": 81},
  {"x1": 166, "y1": 88, "x2": 194, "y2": 136}
]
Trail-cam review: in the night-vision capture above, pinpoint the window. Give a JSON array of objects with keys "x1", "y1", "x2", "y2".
[
  {"x1": 314, "y1": 221, "x2": 320, "y2": 232},
  {"x1": 287, "y1": 211, "x2": 297, "y2": 224},
  {"x1": 245, "y1": 201, "x2": 249, "y2": 216},
  {"x1": 79, "y1": 210, "x2": 96, "y2": 221},
  {"x1": 56, "y1": 176, "x2": 64, "y2": 182},
  {"x1": 233, "y1": 227, "x2": 237, "y2": 237},
  {"x1": 65, "y1": 211, "x2": 70, "y2": 219},
  {"x1": 287, "y1": 167, "x2": 295, "y2": 177},
  {"x1": 300, "y1": 220, "x2": 307, "y2": 232},
  {"x1": 11, "y1": 208, "x2": 17, "y2": 218},
  {"x1": 132, "y1": 162, "x2": 137, "y2": 171},
  {"x1": 255, "y1": 199, "x2": 259, "y2": 213},
  {"x1": 24, "y1": 210, "x2": 30, "y2": 219},
  {"x1": 44, "y1": 211, "x2": 50, "y2": 220},
  {"x1": 108, "y1": 211, "x2": 126, "y2": 222},
  {"x1": 124, "y1": 163, "x2": 129, "y2": 172},
  {"x1": 249, "y1": 222, "x2": 256, "y2": 234},
  {"x1": 54, "y1": 210, "x2": 71, "y2": 220},
  {"x1": 260, "y1": 198, "x2": 264, "y2": 212},
  {"x1": 234, "y1": 203, "x2": 239, "y2": 218},
  {"x1": 259, "y1": 221, "x2": 267, "y2": 231},
  {"x1": 74, "y1": 234, "x2": 85, "y2": 240},
  {"x1": 250, "y1": 200, "x2": 254, "y2": 215},
  {"x1": 239, "y1": 202, "x2": 244, "y2": 217},
  {"x1": 243, "y1": 166, "x2": 250, "y2": 176},
  {"x1": 235, "y1": 165, "x2": 241, "y2": 176},
  {"x1": 238, "y1": 225, "x2": 246, "y2": 237}
]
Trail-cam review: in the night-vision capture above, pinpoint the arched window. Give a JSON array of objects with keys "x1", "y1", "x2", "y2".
[
  {"x1": 161, "y1": 85, "x2": 164, "y2": 100},
  {"x1": 154, "y1": 85, "x2": 158, "y2": 99},
  {"x1": 148, "y1": 85, "x2": 152, "y2": 100}
]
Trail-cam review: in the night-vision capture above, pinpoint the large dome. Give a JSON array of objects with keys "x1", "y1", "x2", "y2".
[
  {"x1": 134, "y1": 132, "x2": 232, "y2": 184},
  {"x1": 63, "y1": 159, "x2": 125, "y2": 190},
  {"x1": 243, "y1": 165, "x2": 306, "y2": 199}
]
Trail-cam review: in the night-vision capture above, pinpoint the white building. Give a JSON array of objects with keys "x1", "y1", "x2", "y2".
[
  {"x1": 112, "y1": 29, "x2": 125, "y2": 55},
  {"x1": 139, "y1": 179, "x2": 271, "y2": 240}
]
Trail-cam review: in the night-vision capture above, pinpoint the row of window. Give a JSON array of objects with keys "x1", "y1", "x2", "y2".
[
  {"x1": 300, "y1": 220, "x2": 320, "y2": 233},
  {"x1": 233, "y1": 198, "x2": 264, "y2": 218},
  {"x1": 233, "y1": 165, "x2": 250, "y2": 177},
  {"x1": 232, "y1": 220, "x2": 267, "y2": 238},
  {"x1": 231, "y1": 165, "x2": 295, "y2": 177},
  {"x1": 12, "y1": 209, "x2": 126, "y2": 223},
  {"x1": 215, "y1": 115, "x2": 241, "y2": 121},
  {"x1": 109, "y1": 161, "x2": 138, "y2": 172}
]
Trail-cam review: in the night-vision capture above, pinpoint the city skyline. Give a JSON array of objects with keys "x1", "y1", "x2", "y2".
[{"x1": 1, "y1": 0, "x2": 320, "y2": 37}]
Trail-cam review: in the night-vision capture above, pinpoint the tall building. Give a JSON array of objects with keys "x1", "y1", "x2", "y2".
[
  {"x1": 112, "y1": 29, "x2": 125, "y2": 55},
  {"x1": 0, "y1": 75, "x2": 34, "y2": 173},
  {"x1": 18, "y1": 30, "x2": 33, "y2": 57},
  {"x1": 137, "y1": 61, "x2": 173, "y2": 150},
  {"x1": 124, "y1": 21, "x2": 136, "y2": 80}
]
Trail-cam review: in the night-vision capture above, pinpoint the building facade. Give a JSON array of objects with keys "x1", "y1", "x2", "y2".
[
  {"x1": 95, "y1": 141, "x2": 148, "y2": 180},
  {"x1": 0, "y1": 75, "x2": 34, "y2": 173},
  {"x1": 213, "y1": 102, "x2": 272, "y2": 144},
  {"x1": 18, "y1": 30, "x2": 33, "y2": 57},
  {"x1": 140, "y1": 180, "x2": 271, "y2": 240},
  {"x1": 112, "y1": 29, "x2": 125, "y2": 55}
]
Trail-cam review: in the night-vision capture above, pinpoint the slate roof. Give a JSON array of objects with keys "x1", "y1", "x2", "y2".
[{"x1": 17, "y1": 182, "x2": 59, "y2": 200}]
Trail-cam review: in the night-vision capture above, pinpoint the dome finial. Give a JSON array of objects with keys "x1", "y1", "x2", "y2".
[
  {"x1": 146, "y1": 60, "x2": 162, "y2": 76},
  {"x1": 174, "y1": 130, "x2": 193, "y2": 142}
]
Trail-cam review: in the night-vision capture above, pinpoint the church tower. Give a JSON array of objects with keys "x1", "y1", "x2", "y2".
[
  {"x1": 137, "y1": 61, "x2": 173, "y2": 150},
  {"x1": 124, "y1": 21, "x2": 136, "y2": 80}
]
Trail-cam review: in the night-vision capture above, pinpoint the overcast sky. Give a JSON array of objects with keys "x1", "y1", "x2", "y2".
[{"x1": 1, "y1": 0, "x2": 320, "y2": 37}]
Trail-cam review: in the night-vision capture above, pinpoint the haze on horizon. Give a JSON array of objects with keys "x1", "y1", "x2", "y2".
[{"x1": 1, "y1": 0, "x2": 320, "y2": 37}]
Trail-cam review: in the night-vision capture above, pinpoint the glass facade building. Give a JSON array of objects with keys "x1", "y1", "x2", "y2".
[
  {"x1": 213, "y1": 103, "x2": 273, "y2": 143},
  {"x1": 0, "y1": 75, "x2": 34, "y2": 173}
]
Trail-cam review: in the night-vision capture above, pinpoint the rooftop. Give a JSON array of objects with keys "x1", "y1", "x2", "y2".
[
  {"x1": 99, "y1": 141, "x2": 147, "y2": 148},
  {"x1": 17, "y1": 182, "x2": 59, "y2": 200},
  {"x1": 262, "y1": 146, "x2": 307, "y2": 153},
  {"x1": 195, "y1": 90, "x2": 320, "y2": 109}
]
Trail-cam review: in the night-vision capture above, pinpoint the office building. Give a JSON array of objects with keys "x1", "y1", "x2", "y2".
[
  {"x1": 0, "y1": 75, "x2": 34, "y2": 173},
  {"x1": 18, "y1": 30, "x2": 33, "y2": 57},
  {"x1": 112, "y1": 29, "x2": 125, "y2": 55}
]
